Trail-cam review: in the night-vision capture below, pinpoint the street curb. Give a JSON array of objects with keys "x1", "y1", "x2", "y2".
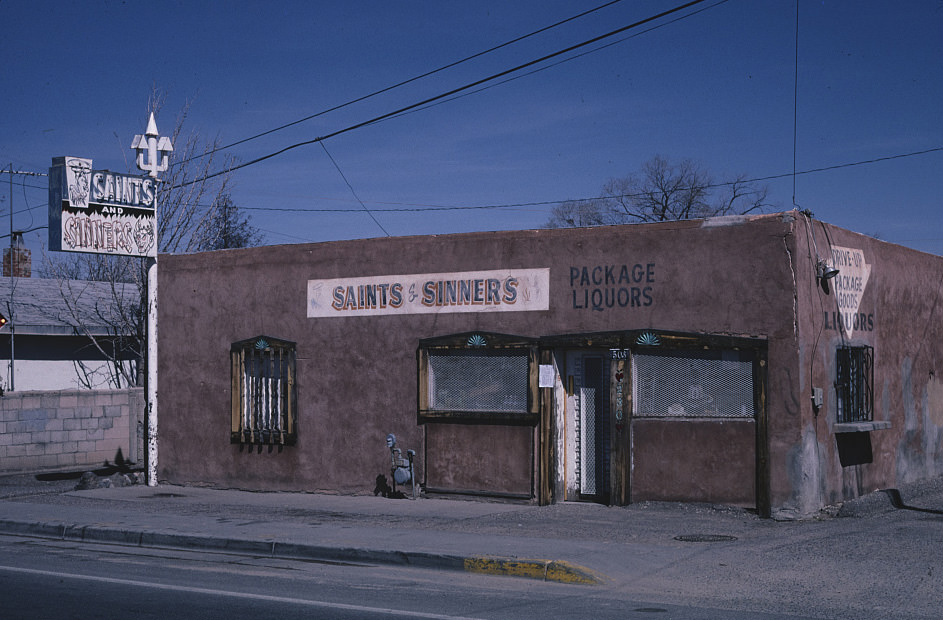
[
  {"x1": 0, "y1": 519, "x2": 604, "y2": 585},
  {"x1": 464, "y1": 556, "x2": 604, "y2": 585}
]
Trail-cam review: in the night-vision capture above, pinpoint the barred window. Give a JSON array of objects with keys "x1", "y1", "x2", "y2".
[
  {"x1": 418, "y1": 333, "x2": 538, "y2": 424},
  {"x1": 231, "y1": 336, "x2": 297, "y2": 445},
  {"x1": 836, "y1": 345, "x2": 873, "y2": 423},
  {"x1": 634, "y1": 349, "x2": 755, "y2": 418}
]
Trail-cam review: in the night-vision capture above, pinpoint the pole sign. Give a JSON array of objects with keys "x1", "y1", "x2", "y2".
[{"x1": 48, "y1": 156, "x2": 157, "y2": 257}]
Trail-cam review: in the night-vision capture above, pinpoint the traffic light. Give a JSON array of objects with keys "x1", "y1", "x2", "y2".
[{"x1": 0, "y1": 313, "x2": 7, "y2": 328}]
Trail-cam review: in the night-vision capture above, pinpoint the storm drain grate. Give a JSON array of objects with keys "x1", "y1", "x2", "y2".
[{"x1": 673, "y1": 534, "x2": 737, "y2": 542}]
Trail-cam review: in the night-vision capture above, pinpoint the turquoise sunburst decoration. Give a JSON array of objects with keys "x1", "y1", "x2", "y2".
[
  {"x1": 255, "y1": 338, "x2": 270, "y2": 351},
  {"x1": 636, "y1": 332, "x2": 661, "y2": 347},
  {"x1": 466, "y1": 334, "x2": 488, "y2": 348}
]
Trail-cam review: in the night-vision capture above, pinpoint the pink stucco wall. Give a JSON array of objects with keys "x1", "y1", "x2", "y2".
[{"x1": 157, "y1": 212, "x2": 943, "y2": 515}]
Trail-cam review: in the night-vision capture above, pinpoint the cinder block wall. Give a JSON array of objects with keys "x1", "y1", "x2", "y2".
[{"x1": 0, "y1": 389, "x2": 144, "y2": 473}]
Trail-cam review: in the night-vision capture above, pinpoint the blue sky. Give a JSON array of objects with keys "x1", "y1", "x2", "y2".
[{"x1": 2, "y1": 0, "x2": 942, "y2": 256}]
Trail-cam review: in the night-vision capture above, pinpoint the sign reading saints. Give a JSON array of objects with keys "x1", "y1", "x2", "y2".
[
  {"x1": 48, "y1": 156, "x2": 158, "y2": 257},
  {"x1": 308, "y1": 268, "x2": 550, "y2": 318}
]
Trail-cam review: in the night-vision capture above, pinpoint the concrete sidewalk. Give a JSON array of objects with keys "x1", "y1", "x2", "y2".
[
  {"x1": 0, "y1": 481, "x2": 611, "y2": 584},
  {"x1": 0, "y1": 472, "x2": 941, "y2": 592}
]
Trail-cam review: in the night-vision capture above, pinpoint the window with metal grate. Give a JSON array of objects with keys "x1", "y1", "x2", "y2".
[
  {"x1": 633, "y1": 349, "x2": 755, "y2": 419},
  {"x1": 836, "y1": 345, "x2": 873, "y2": 423},
  {"x1": 230, "y1": 336, "x2": 297, "y2": 445},
  {"x1": 427, "y1": 353, "x2": 529, "y2": 413},
  {"x1": 417, "y1": 333, "x2": 539, "y2": 424}
]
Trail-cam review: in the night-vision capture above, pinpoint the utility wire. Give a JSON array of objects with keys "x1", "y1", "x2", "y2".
[
  {"x1": 172, "y1": 0, "x2": 710, "y2": 189},
  {"x1": 226, "y1": 145, "x2": 943, "y2": 214},
  {"x1": 4, "y1": 144, "x2": 941, "y2": 216},
  {"x1": 379, "y1": 0, "x2": 728, "y2": 123},
  {"x1": 177, "y1": 0, "x2": 630, "y2": 166},
  {"x1": 0, "y1": 170, "x2": 47, "y2": 177},
  {"x1": 0, "y1": 225, "x2": 46, "y2": 240},
  {"x1": 792, "y1": 0, "x2": 800, "y2": 206},
  {"x1": 319, "y1": 142, "x2": 390, "y2": 237}
]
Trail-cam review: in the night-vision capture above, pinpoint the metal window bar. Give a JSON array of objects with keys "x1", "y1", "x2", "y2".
[
  {"x1": 836, "y1": 346, "x2": 873, "y2": 423},
  {"x1": 234, "y1": 341, "x2": 295, "y2": 444}
]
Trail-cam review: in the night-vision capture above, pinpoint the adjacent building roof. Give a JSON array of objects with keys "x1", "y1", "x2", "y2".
[{"x1": 0, "y1": 277, "x2": 138, "y2": 336}]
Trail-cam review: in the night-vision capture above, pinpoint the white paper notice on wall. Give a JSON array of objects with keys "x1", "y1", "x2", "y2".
[{"x1": 539, "y1": 364, "x2": 555, "y2": 388}]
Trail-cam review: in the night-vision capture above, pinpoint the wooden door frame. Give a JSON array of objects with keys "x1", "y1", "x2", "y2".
[{"x1": 537, "y1": 330, "x2": 769, "y2": 515}]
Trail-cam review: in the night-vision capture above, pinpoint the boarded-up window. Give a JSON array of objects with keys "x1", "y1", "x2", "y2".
[
  {"x1": 634, "y1": 349, "x2": 755, "y2": 418},
  {"x1": 231, "y1": 336, "x2": 297, "y2": 444}
]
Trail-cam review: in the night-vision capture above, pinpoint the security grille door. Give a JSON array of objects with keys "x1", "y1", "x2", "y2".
[
  {"x1": 561, "y1": 338, "x2": 764, "y2": 510},
  {"x1": 579, "y1": 385, "x2": 598, "y2": 495},
  {"x1": 578, "y1": 355, "x2": 609, "y2": 501}
]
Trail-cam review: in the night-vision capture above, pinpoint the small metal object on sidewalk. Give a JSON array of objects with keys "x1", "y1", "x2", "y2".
[{"x1": 386, "y1": 433, "x2": 419, "y2": 500}]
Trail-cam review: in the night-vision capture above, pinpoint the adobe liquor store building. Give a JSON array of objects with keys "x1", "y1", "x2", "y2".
[{"x1": 157, "y1": 212, "x2": 943, "y2": 518}]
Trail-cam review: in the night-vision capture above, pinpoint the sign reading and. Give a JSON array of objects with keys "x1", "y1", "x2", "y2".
[{"x1": 48, "y1": 156, "x2": 157, "y2": 257}]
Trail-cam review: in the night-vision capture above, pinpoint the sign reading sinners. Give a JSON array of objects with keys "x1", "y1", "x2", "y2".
[
  {"x1": 307, "y1": 268, "x2": 550, "y2": 317},
  {"x1": 48, "y1": 156, "x2": 157, "y2": 258}
]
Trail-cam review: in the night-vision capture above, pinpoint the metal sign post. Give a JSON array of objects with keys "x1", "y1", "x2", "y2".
[
  {"x1": 47, "y1": 113, "x2": 171, "y2": 486},
  {"x1": 132, "y1": 113, "x2": 173, "y2": 487}
]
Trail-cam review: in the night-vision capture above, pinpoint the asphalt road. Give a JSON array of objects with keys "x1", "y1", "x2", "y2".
[
  {"x1": 0, "y1": 533, "x2": 827, "y2": 620},
  {"x1": 2, "y1": 472, "x2": 943, "y2": 619}
]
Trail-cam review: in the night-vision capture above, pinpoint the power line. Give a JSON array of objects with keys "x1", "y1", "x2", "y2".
[
  {"x1": 747, "y1": 146, "x2": 943, "y2": 184},
  {"x1": 173, "y1": 0, "x2": 711, "y2": 189},
  {"x1": 378, "y1": 0, "x2": 730, "y2": 123},
  {"x1": 178, "y1": 0, "x2": 630, "y2": 166},
  {"x1": 0, "y1": 170, "x2": 47, "y2": 177},
  {"x1": 0, "y1": 225, "x2": 46, "y2": 240},
  {"x1": 227, "y1": 145, "x2": 943, "y2": 214},
  {"x1": 792, "y1": 0, "x2": 800, "y2": 207},
  {"x1": 4, "y1": 144, "x2": 941, "y2": 216},
  {"x1": 319, "y1": 142, "x2": 390, "y2": 237}
]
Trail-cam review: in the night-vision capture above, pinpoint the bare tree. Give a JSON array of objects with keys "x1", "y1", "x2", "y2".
[
  {"x1": 546, "y1": 156, "x2": 771, "y2": 228},
  {"x1": 40, "y1": 90, "x2": 262, "y2": 387},
  {"x1": 148, "y1": 91, "x2": 239, "y2": 254},
  {"x1": 200, "y1": 193, "x2": 263, "y2": 251},
  {"x1": 32, "y1": 256, "x2": 146, "y2": 387},
  {"x1": 544, "y1": 198, "x2": 609, "y2": 229}
]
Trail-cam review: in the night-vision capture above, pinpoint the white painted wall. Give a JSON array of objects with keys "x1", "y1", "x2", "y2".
[{"x1": 4, "y1": 360, "x2": 132, "y2": 392}]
